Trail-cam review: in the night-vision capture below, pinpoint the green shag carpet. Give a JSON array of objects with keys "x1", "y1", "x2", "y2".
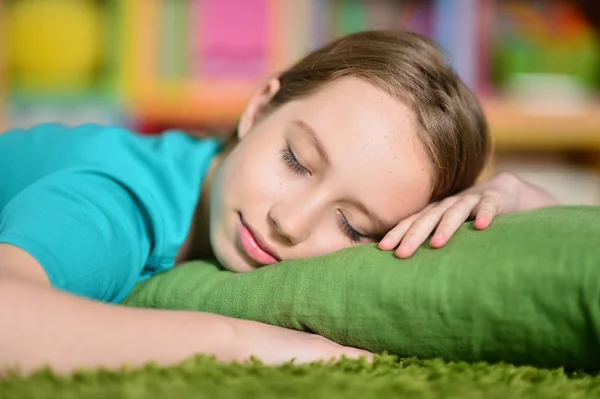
[{"x1": 2, "y1": 355, "x2": 600, "y2": 399}]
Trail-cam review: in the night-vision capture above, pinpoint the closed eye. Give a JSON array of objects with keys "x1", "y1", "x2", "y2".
[
  {"x1": 339, "y1": 212, "x2": 365, "y2": 244},
  {"x1": 281, "y1": 144, "x2": 366, "y2": 244},
  {"x1": 281, "y1": 145, "x2": 309, "y2": 175}
]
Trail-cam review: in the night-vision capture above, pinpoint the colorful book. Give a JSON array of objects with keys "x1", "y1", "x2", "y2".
[
  {"x1": 311, "y1": 0, "x2": 333, "y2": 50},
  {"x1": 189, "y1": 0, "x2": 203, "y2": 79},
  {"x1": 432, "y1": 0, "x2": 453, "y2": 61},
  {"x1": 400, "y1": 0, "x2": 433, "y2": 37},
  {"x1": 334, "y1": 0, "x2": 367, "y2": 36},
  {"x1": 159, "y1": 0, "x2": 189, "y2": 80},
  {"x1": 281, "y1": 0, "x2": 313, "y2": 64},
  {"x1": 452, "y1": 0, "x2": 478, "y2": 90},
  {"x1": 198, "y1": 0, "x2": 270, "y2": 80},
  {"x1": 127, "y1": 0, "x2": 160, "y2": 93},
  {"x1": 366, "y1": 0, "x2": 404, "y2": 31},
  {"x1": 476, "y1": 0, "x2": 494, "y2": 95},
  {"x1": 0, "y1": 0, "x2": 5, "y2": 130},
  {"x1": 266, "y1": 0, "x2": 290, "y2": 73}
]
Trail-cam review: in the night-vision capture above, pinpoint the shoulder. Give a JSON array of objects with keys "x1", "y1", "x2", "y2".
[{"x1": 0, "y1": 169, "x2": 155, "y2": 302}]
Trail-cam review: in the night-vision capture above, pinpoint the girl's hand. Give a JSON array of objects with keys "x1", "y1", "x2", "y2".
[
  {"x1": 378, "y1": 172, "x2": 557, "y2": 258},
  {"x1": 230, "y1": 318, "x2": 372, "y2": 365}
]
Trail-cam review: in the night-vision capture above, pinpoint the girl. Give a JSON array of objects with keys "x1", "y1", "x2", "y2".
[{"x1": 0, "y1": 31, "x2": 556, "y2": 375}]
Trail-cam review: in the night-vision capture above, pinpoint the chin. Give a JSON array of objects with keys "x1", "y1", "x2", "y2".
[
  {"x1": 211, "y1": 235, "x2": 256, "y2": 273},
  {"x1": 220, "y1": 253, "x2": 256, "y2": 273}
]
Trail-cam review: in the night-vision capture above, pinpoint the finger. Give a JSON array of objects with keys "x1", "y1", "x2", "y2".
[
  {"x1": 473, "y1": 196, "x2": 501, "y2": 230},
  {"x1": 341, "y1": 348, "x2": 373, "y2": 362},
  {"x1": 394, "y1": 197, "x2": 466, "y2": 256},
  {"x1": 378, "y1": 212, "x2": 421, "y2": 250},
  {"x1": 319, "y1": 341, "x2": 373, "y2": 364},
  {"x1": 394, "y1": 205, "x2": 452, "y2": 258},
  {"x1": 430, "y1": 196, "x2": 481, "y2": 248}
]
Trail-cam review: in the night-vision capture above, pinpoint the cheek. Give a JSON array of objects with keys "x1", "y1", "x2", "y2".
[
  {"x1": 293, "y1": 219, "x2": 357, "y2": 259},
  {"x1": 226, "y1": 145, "x2": 288, "y2": 203}
]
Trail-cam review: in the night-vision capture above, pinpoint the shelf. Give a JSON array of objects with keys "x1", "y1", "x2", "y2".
[
  {"x1": 129, "y1": 82, "x2": 254, "y2": 126},
  {"x1": 116, "y1": 0, "x2": 600, "y2": 148},
  {"x1": 129, "y1": 87, "x2": 600, "y2": 152},
  {"x1": 484, "y1": 98, "x2": 600, "y2": 151}
]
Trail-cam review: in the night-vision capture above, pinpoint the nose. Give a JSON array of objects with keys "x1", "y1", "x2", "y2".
[{"x1": 268, "y1": 195, "x2": 322, "y2": 245}]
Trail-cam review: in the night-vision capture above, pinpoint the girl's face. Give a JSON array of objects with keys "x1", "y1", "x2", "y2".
[{"x1": 210, "y1": 77, "x2": 432, "y2": 272}]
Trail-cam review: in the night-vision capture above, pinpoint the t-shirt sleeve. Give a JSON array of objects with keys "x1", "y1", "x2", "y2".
[{"x1": 0, "y1": 170, "x2": 153, "y2": 303}]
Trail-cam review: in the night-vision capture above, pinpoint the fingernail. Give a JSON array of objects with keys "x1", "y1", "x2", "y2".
[
  {"x1": 397, "y1": 242, "x2": 411, "y2": 257},
  {"x1": 378, "y1": 239, "x2": 390, "y2": 250},
  {"x1": 475, "y1": 217, "x2": 488, "y2": 229},
  {"x1": 433, "y1": 232, "x2": 444, "y2": 242}
]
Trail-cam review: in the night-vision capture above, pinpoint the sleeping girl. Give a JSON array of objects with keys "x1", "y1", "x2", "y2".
[{"x1": 0, "y1": 30, "x2": 556, "y2": 375}]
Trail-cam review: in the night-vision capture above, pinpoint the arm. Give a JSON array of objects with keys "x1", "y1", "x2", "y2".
[
  {"x1": 509, "y1": 172, "x2": 558, "y2": 212},
  {"x1": 0, "y1": 244, "x2": 369, "y2": 376}
]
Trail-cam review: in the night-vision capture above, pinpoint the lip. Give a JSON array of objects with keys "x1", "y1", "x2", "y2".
[{"x1": 237, "y1": 213, "x2": 280, "y2": 266}]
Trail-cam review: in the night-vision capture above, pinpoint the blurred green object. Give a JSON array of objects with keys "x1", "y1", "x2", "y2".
[
  {"x1": 335, "y1": 0, "x2": 367, "y2": 35},
  {"x1": 493, "y1": 1, "x2": 600, "y2": 89}
]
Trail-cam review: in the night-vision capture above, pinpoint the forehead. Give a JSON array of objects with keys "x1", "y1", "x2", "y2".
[{"x1": 291, "y1": 77, "x2": 432, "y2": 222}]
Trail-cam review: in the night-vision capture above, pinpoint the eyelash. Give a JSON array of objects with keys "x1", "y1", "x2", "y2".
[
  {"x1": 340, "y1": 213, "x2": 364, "y2": 244},
  {"x1": 281, "y1": 145, "x2": 363, "y2": 243},
  {"x1": 281, "y1": 145, "x2": 309, "y2": 175}
]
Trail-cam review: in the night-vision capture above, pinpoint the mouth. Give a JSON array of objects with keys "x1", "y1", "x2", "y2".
[{"x1": 237, "y1": 212, "x2": 280, "y2": 266}]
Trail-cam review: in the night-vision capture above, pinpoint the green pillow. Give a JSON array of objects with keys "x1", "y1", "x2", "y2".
[{"x1": 124, "y1": 206, "x2": 600, "y2": 369}]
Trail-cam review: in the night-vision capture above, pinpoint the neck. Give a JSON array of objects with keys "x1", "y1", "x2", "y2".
[{"x1": 177, "y1": 139, "x2": 234, "y2": 262}]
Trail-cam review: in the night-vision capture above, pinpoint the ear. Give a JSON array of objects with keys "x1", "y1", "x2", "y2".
[{"x1": 237, "y1": 77, "x2": 281, "y2": 140}]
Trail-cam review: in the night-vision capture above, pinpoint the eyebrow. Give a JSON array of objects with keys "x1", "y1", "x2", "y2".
[
  {"x1": 294, "y1": 119, "x2": 390, "y2": 238},
  {"x1": 294, "y1": 120, "x2": 330, "y2": 165}
]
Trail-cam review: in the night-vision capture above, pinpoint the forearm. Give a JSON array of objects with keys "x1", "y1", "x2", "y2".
[
  {"x1": 0, "y1": 245, "x2": 370, "y2": 375},
  {"x1": 0, "y1": 277, "x2": 238, "y2": 376},
  {"x1": 516, "y1": 175, "x2": 559, "y2": 211}
]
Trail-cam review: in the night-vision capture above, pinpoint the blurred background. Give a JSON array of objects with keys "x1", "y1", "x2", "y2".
[{"x1": 1, "y1": 0, "x2": 600, "y2": 204}]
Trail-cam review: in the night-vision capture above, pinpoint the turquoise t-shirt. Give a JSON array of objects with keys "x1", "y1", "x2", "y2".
[{"x1": 0, "y1": 123, "x2": 222, "y2": 303}]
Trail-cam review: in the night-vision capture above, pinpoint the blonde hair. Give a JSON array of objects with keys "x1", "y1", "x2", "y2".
[{"x1": 265, "y1": 30, "x2": 490, "y2": 201}]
